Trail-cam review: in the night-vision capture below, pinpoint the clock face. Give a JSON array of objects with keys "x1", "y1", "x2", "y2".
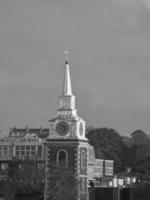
[
  {"x1": 79, "y1": 123, "x2": 84, "y2": 136},
  {"x1": 56, "y1": 121, "x2": 69, "y2": 136}
]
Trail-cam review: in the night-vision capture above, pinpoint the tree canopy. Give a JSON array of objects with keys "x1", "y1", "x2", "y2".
[
  {"x1": 86, "y1": 127, "x2": 127, "y2": 172},
  {"x1": 86, "y1": 127, "x2": 150, "y2": 176}
]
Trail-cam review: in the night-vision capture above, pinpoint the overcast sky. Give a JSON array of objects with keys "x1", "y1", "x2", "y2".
[{"x1": 1, "y1": 0, "x2": 150, "y2": 135}]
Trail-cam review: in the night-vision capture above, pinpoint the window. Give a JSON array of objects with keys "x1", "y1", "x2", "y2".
[
  {"x1": 16, "y1": 151, "x2": 19, "y2": 156},
  {"x1": 60, "y1": 100, "x2": 63, "y2": 108},
  {"x1": 56, "y1": 150, "x2": 68, "y2": 168},
  {"x1": 16, "y1": 146, "x2": 19, "y2": 150},
  {"x1": 21, "y1": 146, "x2": 25, "y2": 151},
  {"x1": 37, "y1": 146, "x2": 42, "y2": 157},
  {"x1": 64, "y1": 101, "x2": 67, "y2": 108},
  {"x1": 21, "y1": 151, "x2": 25, "y2": 156},
  {"x1": 105, "y1": 160, "x2": 114, "y2": 176},
  {"x1": 81, "y1": 150, "x2": 86, "y2": 169},
  {"x1": 26, "y1": 151, "x2": 30, "y2": 156},
  {"x1": 3, "y1": 147, "x2": 7, "y2": 151},
  {"x1": 3, "y1": 151, "x2": 8, "y2": 156},
  {"x1": 15, "y1": 145, "x2": 42, "y2": 157},
  {"x1": 0, "y1": 146, "x2": 9, "y2": 156},
  {"x1": 31, "y1": 151, "x2": 35, "y2": 156},
  {"x1": 26, "y1": 146, "x2": 30, "y2": 151},
  {"x1": 31, "y1": 146, "x2": 35, "y2": 151},
  {"x1": 68, "y1": 101, "x2": 71, "y2": 109}
]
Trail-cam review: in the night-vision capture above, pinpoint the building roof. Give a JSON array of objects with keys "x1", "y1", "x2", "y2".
[{"x1": 9, "y1": 127, "x2": 49, "y2": 139}]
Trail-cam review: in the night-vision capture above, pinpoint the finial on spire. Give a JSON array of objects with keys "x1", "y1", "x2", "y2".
[{"x1": 64, "y1": 49, "x2": 69, "y2": 64}]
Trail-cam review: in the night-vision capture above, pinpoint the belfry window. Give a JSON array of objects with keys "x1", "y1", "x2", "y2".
[
  {"x1": 56, "y1": 149, "x2": 68, "y2": 168},
  {"x1": 65, "y1": 100, "x2": 68, "y2": 108}
]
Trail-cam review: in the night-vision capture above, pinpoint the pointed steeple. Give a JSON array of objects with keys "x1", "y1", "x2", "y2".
[
  {"x1": 58, "y1": 51, "x2": 76, "y2": 113},
  {"x1": 63, "y1": 50, "x2": 73, "y2": 96},
  {"x1": 63, "y1": 61, "x2": 72, "y2": 96}
]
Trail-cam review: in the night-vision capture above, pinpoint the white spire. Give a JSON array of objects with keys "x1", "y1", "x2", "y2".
[{"x1": 63, "y1": 50, "x2": 72, "y2": 96}]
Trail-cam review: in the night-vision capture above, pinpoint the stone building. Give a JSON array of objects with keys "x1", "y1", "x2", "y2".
[{"x1": 0, "y1": 132, "x2": 44, "y2": 174}]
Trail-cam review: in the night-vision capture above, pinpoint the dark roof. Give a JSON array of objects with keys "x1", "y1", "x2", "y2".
[{"x1": 9, "y1": 127, "x2": 49, "y2": 138}]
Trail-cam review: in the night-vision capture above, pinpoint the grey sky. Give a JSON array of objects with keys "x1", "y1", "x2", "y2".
[{"x1": 1, "y1": 0, "x2": 150, "y2": 135}]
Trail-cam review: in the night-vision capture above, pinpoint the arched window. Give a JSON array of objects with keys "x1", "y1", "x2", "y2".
[
  {"x1": 81, "y1": 150, "x2": 86, "y2": 169},
  {"x1": 56, "y1": 149, "x2": 68, "y2": 168}
]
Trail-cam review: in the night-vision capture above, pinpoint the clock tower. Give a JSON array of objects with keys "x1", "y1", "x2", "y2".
[{"x1": 44, "y1": 57, "x2": 89, "y2": 200}]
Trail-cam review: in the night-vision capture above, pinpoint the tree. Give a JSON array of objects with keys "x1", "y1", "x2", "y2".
[
  {"x1": 86, "y1": 127, "x2": 126, "y2": 172},
  {"x1": 131, "y1": 130, "x2": 149, "y2": 146},
  {"x1": 0, "y1": 179, "x2": 16, "y2": 200},
  {"x1": 0, "y1": 157, "x2": 44, "y2": 200},
  {"x1": 16, "y1": 158, "x2": 44, "y2": 193},
  {"x1": 124, "y1": 130, "x2": 150, "y2": 178}
]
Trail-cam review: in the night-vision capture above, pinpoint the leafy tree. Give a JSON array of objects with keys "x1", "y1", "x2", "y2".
[
  {"x1": 131, "y1": 130, "x2": 150, "y2": 160},
  {"x1": 16, "y1": 158, "x2": 44, "y2": 193},
  {"x1": 0, "y1": 157, "x2": 44, "y2": 200},
  {"x1": 86, "y1": 127, "x2": 126, "y2": 172},
  {"x1": 0, "y1": 179, "x2": 17, "y2": 200},
  {"x1": 131, "y1": 130, "x2": 149, "y2": 146},
  {"x1": 124, "y1": 130, "x2": 150, "y2": 178}
]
